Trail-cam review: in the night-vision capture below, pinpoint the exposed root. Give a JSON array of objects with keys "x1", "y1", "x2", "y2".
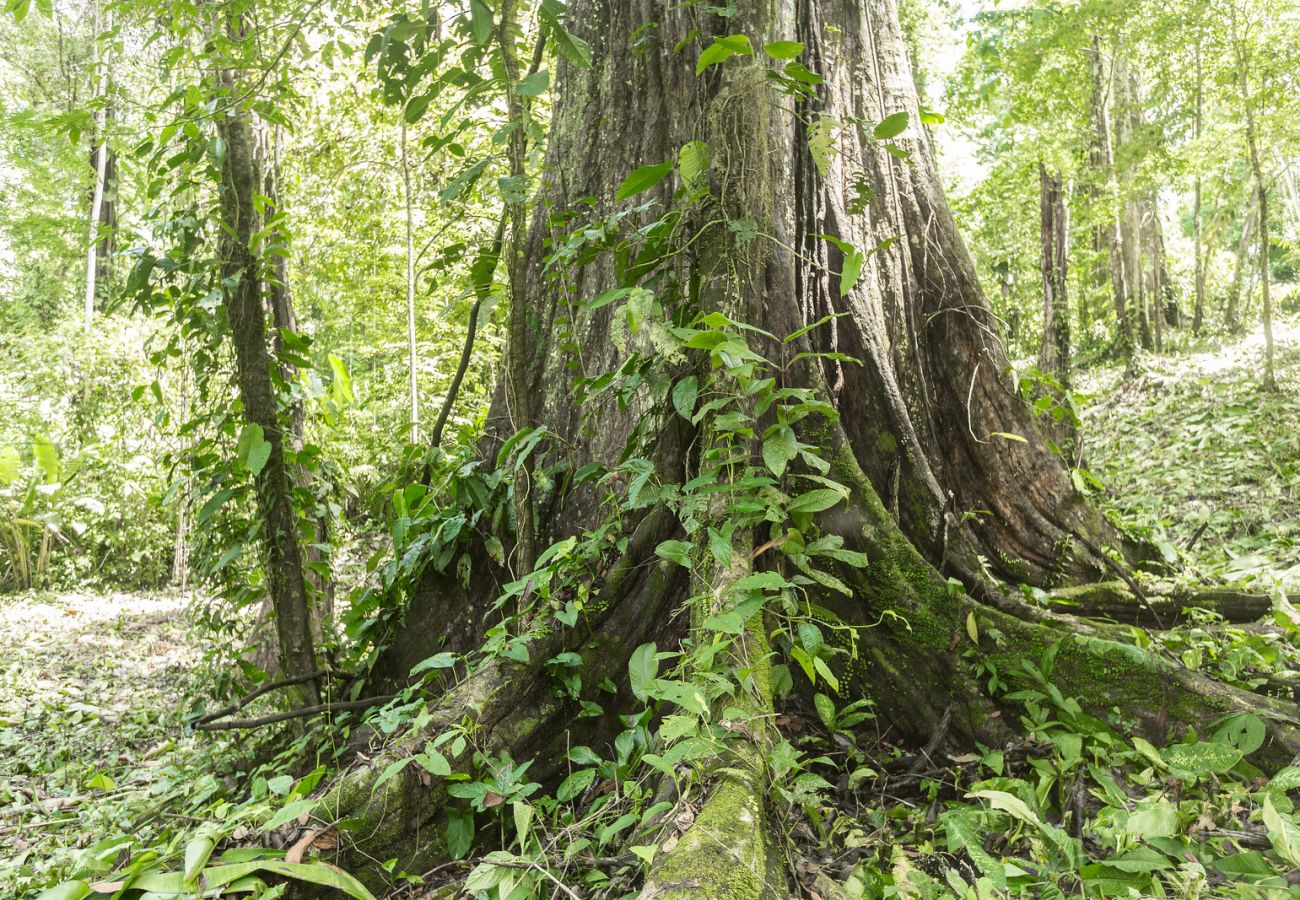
[{"x1": 819, "y1": 437, "x2": 1300, "y2": 766}]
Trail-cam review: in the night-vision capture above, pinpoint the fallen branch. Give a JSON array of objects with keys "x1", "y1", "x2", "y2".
[
  {"x1": 1185, "y1": 518, "x2": 1211, "y2": 552},
  {"x1": 1070, "y1": 530, "x2": 1167, "y2": 630},
  {"x1": 193, "y1": 695, "x2": 394, "y2": 731},
  {"x1": 192, "y1": 669, "x2": 331, "y2": 727},
  {"x1": 1049, "y1": 580, "x2": 1273, "y2": 627}
]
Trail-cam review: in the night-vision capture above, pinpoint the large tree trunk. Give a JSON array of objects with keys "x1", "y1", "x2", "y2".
[{"x1": 299, "y1": 1, "x2": 1299, "y2": 893}]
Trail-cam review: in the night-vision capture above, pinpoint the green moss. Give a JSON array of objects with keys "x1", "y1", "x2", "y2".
[{"x1": 643, "y1": 764, "x2": 780, "y2": 899}]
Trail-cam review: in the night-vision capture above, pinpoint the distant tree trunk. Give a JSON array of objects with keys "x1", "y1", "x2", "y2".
[
  {"x1": 1141, "y1": 193, "x2": 1164, "y2": 350},
  {"x1": 1192, "y1": 36, "x2": 1206, "y2": 335},
  {"x1": 1234, "y1": 19, "x2": 1277, "y2": 389},
  {"x1": 1113, "y1": 57, "x2": 1150, "y2": 352},
  {"x1": 1038, "y1": 165, "x2": 1074, "y2": 451},
  {"x1": 83, "y1": 3, "x2": 111, "y2": 333},
  {"x1": 301, "y1": 2, "x2": 1300, "y2": 891},
  {"x1": 1226, "y1": 190, "x2": 1255, "y2": 332},
  {"x1": 172, "y1": 359, "x2": 192, "y2": 590},
  {"x1": 401, "y1": 123, "x2": 420, "y2": 445},
  {"x1": 213, "y1": 40, "x2": 319, "y2": 704},
  {"x1": 1087, "y1": 35, "x2": 1132, "y2": 360}
]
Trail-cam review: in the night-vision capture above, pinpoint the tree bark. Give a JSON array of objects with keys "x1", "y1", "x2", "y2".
[
  {"x1": 297, "y1": 2, "x2": 1299, "y2": 892},
  {"x1": 213, "y1": 48, "x2": 319, "y2": 705}
]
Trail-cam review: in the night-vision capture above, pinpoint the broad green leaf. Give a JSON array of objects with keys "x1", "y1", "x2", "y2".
[
  {"x1": 629, "y1": 642, "x2": 658, "y2": 702},
  {"x1": 839, "y1": 249, "x2": 863, "y2": 296},
  {"x1": 248, "y1": 862, "x2": 375, "y2": 900},
  {"x1": 540, "y1": 0, "x2": 592, "y2": 69},
  {"x1": 732, "y1": 571, "x2": 789, "y2": 592},
  {"x1": 1162, "y1": 740, "x2": 1242, "y2": 776},
  {"x1": 556, "y1": 767, "x2": 596, "y2": 801},
  {"x1": 672, "y1": 376, "x2": 699, "y2": 420},
  {"x1": 764, "y1": 40, "x2": 804, "y2": 59},
  {"x1": 1214, "y1": 712, "x2": 1266, "y2": 756},
  {"x1": 518, "y1": 69, "x2": 549, "y2": 97},
  {"x1": 1269, "y1": 766, "x2": 1300, "y2": 793},
  {"x1": 447, "y1": 808, "x2": 475, "y2": 859},
  {"x1": 695, "y1": 34, "x2": 752, "y2": 74},
  {"x1": 411, "y1": 652, "x2": 457, "y2": 675},
  {"x1": 762, "y1": 425, "x2": 798, "y2": 476},
  {"x1": 812, "y1": 656, "x2": 839, "y2": 692},
  {"x1": 678, "y1": 140, "x2": 709, "y2": 186},
  {"x1": 945, "y1": 814, "x2": 1006, "y2": 889},
  {"x1": 1124, "y1": 801, "x2": 1180, "y2": 838},
  {"x1": 873, "y1": 111, "x2": 909, "y2": 139},
  {"x1": 615, "y1": 161, "x2": 674, "y2": 201},
  {"x1": 37, "y1": 882, "x2": 91, "y2": 900},
  {"x1": 1264, "y1": 795, "x2": 1300, "y2": 867},
  {"x1": 328, "y1": 353, "x2": 354, "y2": 405},
  {"x1": 654, "y1": 540, "x2": 694, "y2": 568},
  {"x1": 183, "y1": 830, "x2": 217, "y2": 887},
  {"x1": 468, "y1": 0, "x2": 493, "y2": 45},
  {"x1": 416, "y1": 747, "x2": 452, "y2": 777},
  {"x1": 788, "y1": 487, "x2": 846, "y2": 514},
  {"x1": 0, "y1": 445, "x2": 18, "y2": 484},
  {"x1": 265, "y1": 798, "x2": 316, "y2": 830},
  {"x1": 498, "y1": 174, "x2": 528, "y2": 204},
  {"x1": 32, "y1": 436, "x2": 58, "y2": 483},
  {"x1": 372, "y1": 757, "x2": 412, "y2": 790},
  {"x1": 813, "y1": 692, "x2": 836, "y2": 729}
]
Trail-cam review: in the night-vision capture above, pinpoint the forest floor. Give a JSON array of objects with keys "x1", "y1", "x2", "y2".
[
  {"x1": 1081, "y1": 316, "x2": 1300, "y2": 585},
  {"x1": 2, "y1": 319, "x2": 1299, "y2": 897},
  {"x1": 0, "y1": 592, "x2": 229, "y2": 895}
]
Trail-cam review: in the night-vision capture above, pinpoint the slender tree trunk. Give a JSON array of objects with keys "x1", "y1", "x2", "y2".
[
  {"x1": 172, "y1": 358, "x2": 192, "y2": 590},
  {"x1": 259, "y1": 126, "x2": 334, "y2": 636},
  {"x1": 1234, "y1": 28, "x2": 1277, "y2": 389},
  {"x1": 1192, "y1": 37, "x2": 1206, "y2": 335},
  {"x1": 1038, "y1": 164, "x2": 1073, "y2": 452},
  {"x1": 83, "y1": 3, "x2": 110, "y2": 333},
  {"x1": 213, "y1": 38, "x2": 319, "y2": 704},
  {"x1": 498, "y1": 0, "x2": 536, "y2": 575},
  {"x1": 1142, "y1": 193, "x2": 1164, "y2": 350},
  {"x1": 1226, "y1": 189, "x2": 1255, "y2": 332},
  {"x1": 401, "y1": 123, "x2": 420, "y2": 444}
]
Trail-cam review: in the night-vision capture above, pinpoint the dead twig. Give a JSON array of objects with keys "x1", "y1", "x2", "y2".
[{"x1": 193, "y1": 695, "x2": 394, "y2": 731}]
